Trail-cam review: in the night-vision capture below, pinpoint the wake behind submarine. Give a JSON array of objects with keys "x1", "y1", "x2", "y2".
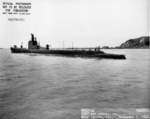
[{"x1": 10, "y1": 34, "x2": 126, "y2": 59}]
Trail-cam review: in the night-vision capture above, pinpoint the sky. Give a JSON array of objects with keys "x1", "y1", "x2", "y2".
[{"x1": 0, "y1": 0, "x2": 148, "y2": 48}]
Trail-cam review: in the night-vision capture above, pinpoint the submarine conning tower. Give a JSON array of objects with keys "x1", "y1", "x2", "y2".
[{"x1": 28, "y1": 33, "x2": 40, "y2": 49}]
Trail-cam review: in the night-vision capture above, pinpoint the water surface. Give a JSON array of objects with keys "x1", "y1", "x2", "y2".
[{"x1": 0, "y1": 49, "x2": 149, "y2": 119}]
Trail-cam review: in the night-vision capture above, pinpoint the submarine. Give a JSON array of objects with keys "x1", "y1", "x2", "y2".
[{"x1": 10, "y1": 34, "x2": 126, "y2": 59}]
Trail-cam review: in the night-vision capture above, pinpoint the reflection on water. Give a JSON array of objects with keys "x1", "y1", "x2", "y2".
[{"x1": 0, "y1": 49, "x2": 150, "y2": 119}]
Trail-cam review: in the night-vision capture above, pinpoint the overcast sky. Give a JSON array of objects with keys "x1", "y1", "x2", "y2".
[{"x1": 0, "y1": 0, "x2": 148, "y2": 48}]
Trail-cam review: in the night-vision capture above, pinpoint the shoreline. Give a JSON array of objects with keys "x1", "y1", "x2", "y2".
[{"x1": 102, "y1": 47, "x2": 150, "y2": 49}]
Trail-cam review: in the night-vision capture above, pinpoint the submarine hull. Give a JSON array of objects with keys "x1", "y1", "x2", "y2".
[{"x1": 10, "y1": 47, "x2": 126, "y2": 59}]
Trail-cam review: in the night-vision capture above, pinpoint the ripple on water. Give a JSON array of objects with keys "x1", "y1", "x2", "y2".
[{"x1": 0, "y1": 49, "x2": 149, "y2": 119}]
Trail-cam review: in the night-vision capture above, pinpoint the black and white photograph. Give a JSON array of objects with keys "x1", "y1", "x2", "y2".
[{"x1": 0, "y1": 0, "x2": 150, "y2": 119}]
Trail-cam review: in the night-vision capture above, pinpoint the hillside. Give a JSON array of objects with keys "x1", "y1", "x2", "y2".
[{"x1": 120, "y1": 36, "x2": 149, "y2": 48}]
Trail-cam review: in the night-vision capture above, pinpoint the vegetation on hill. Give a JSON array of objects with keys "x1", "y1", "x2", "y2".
[{"x1": 119, "y1": 36, "x2": 149, "y2": 48}]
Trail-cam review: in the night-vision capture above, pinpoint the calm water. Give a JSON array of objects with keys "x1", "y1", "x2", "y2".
[{"x1": 0, "y1": 49, "x2": 150, "y2": 119}]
